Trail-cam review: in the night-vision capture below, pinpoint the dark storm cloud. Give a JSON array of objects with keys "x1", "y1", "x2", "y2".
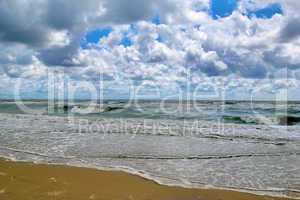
[
  {"x1": 38, "y1": 45, "x2": 77, "y2": 67},
  {"x1": 263, "y1": 47, "x2": 300, "y2": 69},
  {"x1": 96, "y1": 0, "x2": 176, "y2": 24},
  {"x1": 278, "y1": 17, "x2": 300, "y2": 43},
  {"x1": 0, "y1": 22, "x2": 48, "y2": 47},
  {"x1": 99, "y1": 0, "x2": 156, "y2": 24},
  {"x1": 0, "y1": 0, "x2": 49, "y2": 46},
  {"x1": 38, "y1": 34, "x2": 82, "y2": 66},
  {"x1": 0, "y1": 0, "x2": 103, "y2": 47},
  {"x1": 44, "y1": 0, "x2": 101, "y2": 30}
]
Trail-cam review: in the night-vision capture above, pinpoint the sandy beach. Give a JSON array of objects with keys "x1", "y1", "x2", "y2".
[{"x1": 0, "y1": 158, "x2": 295, "y2": 200}]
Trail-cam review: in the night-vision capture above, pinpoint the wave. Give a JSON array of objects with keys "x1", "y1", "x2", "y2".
[
  {"x1": 0, "y1": 146, "x2": 75, "y2": 160},
  {"x1": 83, "y1": 152, "x2": 300, "y2": 160},
  {"x1": 223, "y1": 115, "x2": 300, "y2": 126},
  {"x1": 278, "y1": 116, "x2": 300, "y2": 126},
  {"x1": 200, "y1": 133, "x2": 295, "y2": 145},
  {"x1": 48, "y1": 104, "x2": 124, "y2": 115},
  {"x1": 104, "y1": 106, "x2": 124, "y2": 112},
  {"x1": 2, "y1": 145, "x2": 299, "y2": 161},
  {"x1": 222, "y1": 116, "x2": 260, "y2": 125}
]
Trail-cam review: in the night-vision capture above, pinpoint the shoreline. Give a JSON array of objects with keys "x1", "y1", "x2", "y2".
[{"x1": 0, "y1": 158, "x2": 297, "y2": 200}]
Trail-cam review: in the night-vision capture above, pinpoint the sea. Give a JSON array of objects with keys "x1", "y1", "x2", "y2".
[{"x1": 0, "y1": 100, "x2": 299, "y2": 198}]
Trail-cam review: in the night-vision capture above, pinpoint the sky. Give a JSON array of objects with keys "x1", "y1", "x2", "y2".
[{"x1": 0, "y1": 0, "x2": 300, "y2": 100}]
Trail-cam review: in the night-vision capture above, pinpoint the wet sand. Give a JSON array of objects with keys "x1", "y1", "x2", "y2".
[{"x1": 0, "y1": 158, "x2": 295, "y2": 200}]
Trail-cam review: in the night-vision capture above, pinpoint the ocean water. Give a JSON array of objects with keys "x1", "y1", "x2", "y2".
[{"x1": 0, "y1": 100, "x2": 299, "y2": 198}]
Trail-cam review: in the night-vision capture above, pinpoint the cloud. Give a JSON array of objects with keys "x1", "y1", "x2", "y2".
[
  {"x1": 97, "y1": 0, "x2": 162, "y2": 24},
  {"x1": 0, "y1": 0, "x2": 300, "y2": 99},
  {"x1": 0, "y1": 0, "x2": 179, "y2": 66},
  {"x1": 45, "y1": 0, "x2": 100, "y2": 30},
  {"x1": 0, "y1": 0, "x2": 180, "y2": 46},
  {"x1": 0, "y1": 0, "x2": 49, "y2": 46},
  {"x1": 278, "y1": 17, "x2": 300, "y2": 42}
]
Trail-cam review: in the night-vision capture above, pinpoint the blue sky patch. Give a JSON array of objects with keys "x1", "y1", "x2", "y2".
[
  {"x1": 211, "y1": 0, "x2": 238, "y2": 19},
  {"x1": 81, "y1": 27, "x2": 112, "y2": 48},
  {"x1": 86, "y1": 28, "x2": 112, "y2": 44},
  {"x1": 247, "y1": 3, "x2": 282, "y2": 19},
  {"x1": 156, "y1": 35, "x2": 163, "y2": 43},
  {"x1": 120, "y1": 36, "x2": 132, "y2": 47},
  {"x1": 152, "y1": 14, "x2": 161, "y2": 25}
]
